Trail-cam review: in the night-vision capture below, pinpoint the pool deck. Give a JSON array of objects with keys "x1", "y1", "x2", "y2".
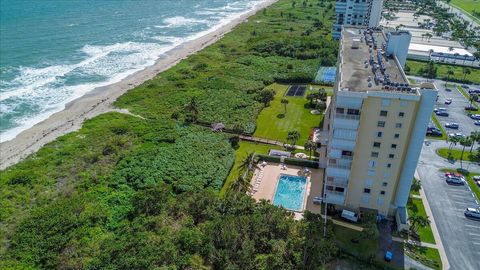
[{"x1": 250, "y1": 161, "x2": 324, "y2": 215}]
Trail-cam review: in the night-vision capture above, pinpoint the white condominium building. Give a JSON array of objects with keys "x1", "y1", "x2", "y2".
[
  {"x1": 333, "y1": 0, "x2": 384, "y2": 39},
  {"x1": 324, "y1": 27, "x2": 437, "y2": 226}
]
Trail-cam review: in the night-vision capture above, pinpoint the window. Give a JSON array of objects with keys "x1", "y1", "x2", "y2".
[
  {"x1": 342, "y1": 150, "x2": 352, "y2": 156},
  {"x1": 400, "y1": 101, "x2": 408, "y2": 107},
  {"x1": 389, "y1": 154, "x2": 395, "y2": 159},
  {"x1": 367, "y1": 169, "x2": 376, "y2": 176},
  {"x1": 347, "y1": 108, "x2": 360, "y2": 115},
  {"x1": 373, "y1": 142, "x2": 381, "y2": 148},
  {"x1": 386, "y1": 163, "x2": 392, "y2": 168},
  {"x1": 371, "y1": 152, "x2": 379, "y2": 158},
  {"x1": 394, "y1": 133, "x2": 400, "y2": 139},
  {"x1": 362, "y1": 195, "x2": 370, "y2": 204},
  {"x1": 395, "y1": 123, "x2": 402, "y2": 128},
  {"x1": 377, "y1": 132, "x2": 383, "y2": 138},
  {"x1": 380, "y1": 191, "x2": 386, "y2": 195},
  {"x1": 364, "y1": 188, "x2": 371, "y2": 194},
  {"x1": 380, "y1": 110, "x2": 388, "y2": 116},
  {"x1": 335, "y1": 187, "x2": 345, "y2": 192},
  {"x1": 368, "y1": 160, "x2": 376, "y2": 168},
  {"x1": 336, "y1": 108, "x2": 345, "y2": 114},
  {"x1": 377, "y1": 121, "x2": 385, "y2": 127},
  {"x1": 382, "y1": 99, "x2": 391, "y2": 107},
  {"x1": 382, "y1": 182, "x2": 388, "y2": 187},
  {"x1": 391, "y1": 144, "x2": 397, "y2": 149},
  {"x1": 377, "y1": 198, "x2": 384, "y2": 205},
  {"x1": 399, "y1": 112, "x2": 405, "y2": 117},
  {"x1": 365, "y1": 179, "x2": 373, "y2": 187}
]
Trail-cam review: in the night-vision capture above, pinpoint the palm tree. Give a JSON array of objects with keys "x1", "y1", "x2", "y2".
[
  {"x1": 446, "y1": 67, "x2": 454, "y2": 81},
  {"x1": 459, "y1": 137, "x2": 473, "y2": 168},
  {"x1": 238, "y1": 152, "x2": 255, "y2": 175},
  {"x1": 448, "y1": 135, "x2": 460, "y2": 155},
  {"x1": 411, "y1": 178, "x2": 421, "y2": 193},
  {"x1": 469, "y1": 131, "x2": 480, "y2": 153},
  {"x1": 469, "y1": 93, "x2": 479, "y2": 106},
  {"x1": 462, "y1": 67, "x2": 471, "y2": 80},
  {"x1": 185, "y1": 97, "x2": 199, "y2": 123},
  {"x1": 304, "y1": 140, "x2": 317, "y2": 159},
  {"x1": 281, "y1": 98, "x2": 289, "y2": 114},
  {"x1": 287, "y1": 130, "x2": 300, "y2": 146},
  {"x1": 409, "y1": 214, "x2": 430, "y2": 235},
  {"x1": 229, "y1": 175, "x2": 251, "y2": 194}
]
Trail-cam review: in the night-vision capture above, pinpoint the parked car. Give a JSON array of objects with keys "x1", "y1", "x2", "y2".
[
  {"x1": 474, "y1": 120, "x2": 480, "y2": 126},
  {"x1": 462, "y1": 84, "x2": 470, "y2": 89},
  {"x1": 470, "y1": 114, "x2": 480, "y2": 120},
  {"x1": 445, "y1": 88, "x2": 452, "y2": 92},
  {"x1": 464, "y1": 208, "x2": 480, "y2": 219},
  {"x1": 448, "y1": 133, "x2": 465, "y2": 139},
  {"x1": 468, "y1": 89, "x2": 480, "y2": 94},
  {"x1": 474, "y1": 176, "x2": 480, "y2": 187},
  {"x1": 465, "y1": 106, "x2": 477, "y2": 111},
  {"x1": 313, "y1": 196, "x2": 323, "y2": 205},
  {"x1": 445, "y1": 172, "x2": 465, "y2": 179},
  {"x1": 436, "y1": 111, "x2": 449, "y2": 117},
  {"x1": 341, "y1": 210, "x2": 359, "y2": 222},
  {"x1": 445, "y1": 123, "x2": 459, "y2": 129},
  {"x1": 427, "y1": 129, "x2": 442, "y2": 136},
  {"x1": 446, "y1": 176, "x2": 465, "y2": 185},
  {"x1": 445, "y1": 98, "x2": 452, "y2": 105},
  {"x1": 434, "y1": 107, "x2": 447, "y2": 113}
]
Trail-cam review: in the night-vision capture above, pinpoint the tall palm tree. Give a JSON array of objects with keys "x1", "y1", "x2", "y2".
[
  {"x1": 409, "y1": 214, "x2": 430, "y2": 234},
  {"x1": 281, "y1": 98, "x2": 289, "y2": 114},
  {"x1": 446, "y1": 67, "x2": 454, "y2": 81},
  {"x1": 470, "y1": 131, "x2": 480, "y2": 153},
  {"x1": 411, "y1": 178, "x2": 421, "y2": 193},
  {"x1": 238, "y1": 152, "x2": 255, "y2": 175},
  {"x1": 459, "y1": 137, "x2": 473, "y2": 168},
  {"x1": 462, "y1": 67, "x2": 471, "y2": 80},
  {"x1": 229, "y1": 175, "x2": 251, "y2": 194},
  {"x1": 185, "y1": 97, "x2": 199, "y2": 123},
  {"x1": 448, "y1": 136, "x2": 460, "y2": 155},
  {"x1": 304, "y1": 140, "x2": 317, "y2": 159},
  {"x1": 287, "y1": 130, "x2": 300, "y2": 146}
]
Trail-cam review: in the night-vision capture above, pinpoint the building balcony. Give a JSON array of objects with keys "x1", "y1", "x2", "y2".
[
  {"x1": 332, "y1": 117, "x2": 359, "y2": 130},
  {"x1": 330, "y1": 138, "x2": 356, "y2": 151},
  {"x1": 325, "y1": 190, "x2": 346, "y2": 205},
  {"x1": 326, "y1": 177, "x2": 349, "y2": 188},
  {"x1": 326, "y1": 166, "x2": 351, "y2": 179}
]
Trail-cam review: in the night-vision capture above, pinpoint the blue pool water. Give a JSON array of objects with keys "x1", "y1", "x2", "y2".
[{"x1": 273, "y1": 174, "x2": 307, "y2": 212}]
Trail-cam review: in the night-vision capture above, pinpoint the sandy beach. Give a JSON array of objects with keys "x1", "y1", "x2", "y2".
[{"x1": 0, "y1": 0, "x2": 278, "y2": 170}]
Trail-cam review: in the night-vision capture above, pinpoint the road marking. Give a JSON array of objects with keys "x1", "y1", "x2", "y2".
[
  {"x1": 472, "y1": 242, "x2": 480, "y2": 246},
  {"x1": 469, "y1": 232, "x2": 480, "y2": 237},
  {"x1": 465, "y1": 224, "x2": 479, "y2": 228}
]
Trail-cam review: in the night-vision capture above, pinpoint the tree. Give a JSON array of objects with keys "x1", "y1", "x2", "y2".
[
  {"x1": 229, "y1": 174, "x2": 251, "y2": 194},
  {"x1": 409, "y1": 213, "x2": 430, "y2": 234},
  {"x1": 448, "y1": 135, "x2": 460, "y2": 156},
  {"x1": 462, "y1": 67, "x2": 471, "y2": 80},
  {"x1": 446, "y1": 67, "x2": 454, "y2": 81},
  {"x1": 238, "y1": 152, "x2": 255, "y2": 176},
  {"x1": 185, "y1": 97, "x2": 199, "y2": 123},
  {"x1": 459, "y1": 137, "x2": 473, "y2": 168},
  {"x1": 469, "y1": 131, "x2": 480, "y2": 153},
  {"x1": 258, "y1": 89, "x2": 275, "y2": 107},
  {"x1": 469, "y1": 93, "x2": 478, "y2": 106},
  {"x1": 411, "y1": 178, "x2": 421, "y2": 194},
  {"x1": 304, "y1": 140, "x2": 317, "y2": 159},
  {"x1": 281, "y1": 98, "x2": 289, "y2": 114},
  {"x1": 287, "y1": 130, "x2": 300, "y2": 146}
]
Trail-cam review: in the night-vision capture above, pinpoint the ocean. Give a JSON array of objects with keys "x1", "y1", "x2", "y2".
[{"x1": 0, "y1": 0, "x2": 265, "y2": 142}]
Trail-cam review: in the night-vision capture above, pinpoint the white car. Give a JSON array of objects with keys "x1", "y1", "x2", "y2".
[
  {"x1": 464, "y1": 208, "x2": 480, "y2": 219},
  {"x1": 448, "y1": 133, "x2": 465, "y2": 139},
  {"x1": 446, "y1": 176, "x2": 464, "y2": 185},
  {"x1": 444, "y1": 98, "x2": 452, "y2": 105},
  {"x1": 470, "y1": 114, "x2": 480, "y2": 120}
]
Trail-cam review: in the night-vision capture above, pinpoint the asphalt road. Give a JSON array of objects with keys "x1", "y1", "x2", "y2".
[
  {"x1": 418, "y1": 140, "x2": 480, "y2": 270},
  {"x1": 411, "y1": 77, "x2": 479, "y2": 137}
]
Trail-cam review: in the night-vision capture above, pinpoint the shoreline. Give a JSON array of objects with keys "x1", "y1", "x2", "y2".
[{"x1": 0, "y1": 0, "x2": 278, "y2": 170}]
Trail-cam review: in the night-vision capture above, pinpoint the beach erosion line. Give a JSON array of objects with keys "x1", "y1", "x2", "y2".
[{"x1": 0, "y1": 0, "x2": 278, "y2": 170}]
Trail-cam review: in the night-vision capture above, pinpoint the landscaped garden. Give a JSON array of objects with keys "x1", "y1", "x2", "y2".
[
  {"x1": 253, "y1": 83, "x2": 326, "y2": 145},
  {"x1": 437, "y1": 148, "x2": 480, "y2": 163},
  {"x1": 407, "y1": 198, "x2": 436, "y2": 244},
  {"x1": 448, "y1": 0, "x2": 480, "y2": 23},
  {"x1": 405, "y1": 244, "x2": 442, "y2": 270}
]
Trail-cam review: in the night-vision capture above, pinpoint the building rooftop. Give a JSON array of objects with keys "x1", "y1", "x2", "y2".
[
  {"x1": 339, "y1": 27, "x2": 409, "y2": 93},
  {"x1": 409, "y1": 43, "x2": 472, "y2": 56}
]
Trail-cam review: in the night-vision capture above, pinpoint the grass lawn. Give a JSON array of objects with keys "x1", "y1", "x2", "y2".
[
  {"x1": 449, "y1": 0, "x2": 480, "y2": 24},
  {"x1": 436, "y1": 148, "x2": 480, "y2": 163},
  {"x1": 407, "y1": 198, "x2": 436, "y2": 244},
  {"x1": 405, "y1": 60, "x2": 480, "y2": 85},
  {"x1": 405, "y1": 244, "x2": 442, "y2": 270},
  {"x1": 442, "y1": 169, "x2": 480, "y2": 202},
  {"x1": 428, "y1": 114, "x2": 447, "y2": 140},
  {"x1": 253, "y1": 83, "x2": 324, "y2": 145},
  {"x1": 220, "y1": 141, "x2": 282, "y2": 195},
  {"x1": 333, "y1": 225, "x2": 379, "y2": 258},
  {"x1": 457, "y1": 86, "x2": 480, "y2": 113}
]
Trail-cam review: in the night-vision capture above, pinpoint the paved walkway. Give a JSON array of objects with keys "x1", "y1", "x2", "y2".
[{"x1": 239, "y1": 135, "x2": 305, "y2": 149}]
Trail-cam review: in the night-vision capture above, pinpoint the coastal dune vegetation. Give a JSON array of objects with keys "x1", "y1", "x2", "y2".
[{"x1": 0, "y1": 0, "x2": 342, "y2": 269}]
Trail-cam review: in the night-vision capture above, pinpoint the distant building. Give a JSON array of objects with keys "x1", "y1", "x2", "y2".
[
  {"x1": 323, "y1": 27, "x2": 437, "y2": 224},
  {"x1": 333, "y1": 0, "x2": 384, "y2": 39},
  {"x1": 407, "y1": 43, "x2": 477, "y2": 66}
]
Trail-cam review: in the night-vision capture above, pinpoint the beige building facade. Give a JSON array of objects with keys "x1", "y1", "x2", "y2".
[{"x1": 324, "y1": 27, "x2": 437, "y2": 219}]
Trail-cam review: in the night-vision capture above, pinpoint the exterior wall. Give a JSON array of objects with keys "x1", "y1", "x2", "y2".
[
  {"x1": 393, "y1": 87, "x2": 437, "y2": 208},
  {"x1": 368, "y1": 0, "x2": 383, "y2": 27},
  {"x1": 333, "y1": 0, "x2": 383, "y2": 39},
  {"x1": 344, "y1": 95, "x2": 418, "y2": 216},
  {"x1": 386, "y1": 31, "x2": 412, "y2": 68}
]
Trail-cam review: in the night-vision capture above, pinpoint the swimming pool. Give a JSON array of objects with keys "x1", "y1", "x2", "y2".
[{"x1": 273, "y1": 174, "x2": 307, "y2": 212}]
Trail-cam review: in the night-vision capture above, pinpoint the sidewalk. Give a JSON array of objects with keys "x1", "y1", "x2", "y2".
[{"x1": 416, "y1": 170, "x2": 451, "y2": 270}]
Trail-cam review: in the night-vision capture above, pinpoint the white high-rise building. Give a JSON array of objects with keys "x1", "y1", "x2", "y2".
[{"x1": 333, "y1": 0, "x2": 384, "y2": 39}]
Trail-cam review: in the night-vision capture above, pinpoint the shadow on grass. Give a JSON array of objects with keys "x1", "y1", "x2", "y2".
[{"x1": 276, "y1": 113, "x2": 285, "y2": 119}]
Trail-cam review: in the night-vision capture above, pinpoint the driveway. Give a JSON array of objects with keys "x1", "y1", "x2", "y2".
[{"x1": 417, "y1": 139, "x2": 480, "y2": 270}]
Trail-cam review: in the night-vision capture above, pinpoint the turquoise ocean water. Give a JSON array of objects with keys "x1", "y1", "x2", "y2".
[{"x1": 0, "y1": 0, "x2": 264, "y2": 142}]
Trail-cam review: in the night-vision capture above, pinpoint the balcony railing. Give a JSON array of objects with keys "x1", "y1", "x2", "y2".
[
  {"x1": 335, "y1": 113, "x2": 361, "y2": 120},
  {"x1": 325, "y1": 190, "x2": 346, "y2": 205}
]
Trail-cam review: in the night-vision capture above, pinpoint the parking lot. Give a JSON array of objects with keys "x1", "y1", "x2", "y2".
[
  {"x1": 417, "y1": 140, "x2": 480, "y2": 270},
  {"x1": 432, "y1": 79, "x2": 479, "y2": 136}
]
